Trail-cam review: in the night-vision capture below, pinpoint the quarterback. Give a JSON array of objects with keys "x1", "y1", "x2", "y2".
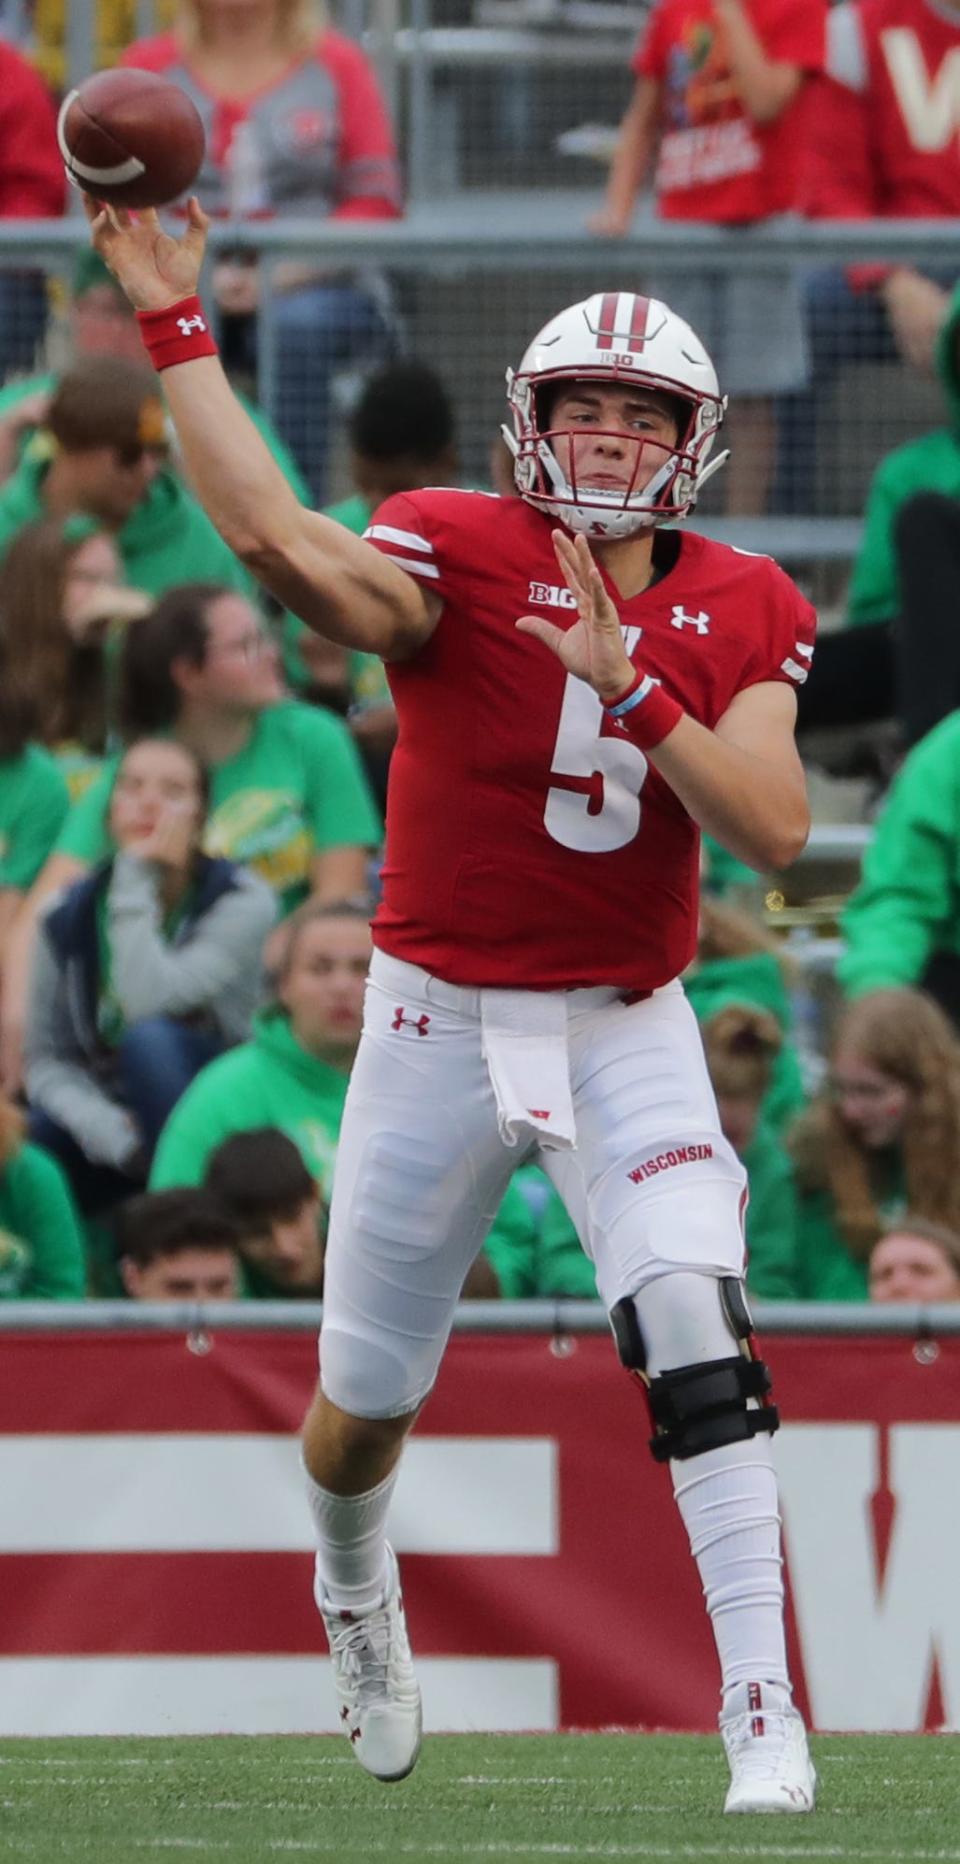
[{"x1": 87, "y1": 195, "x2": 816, "y2": 1815}]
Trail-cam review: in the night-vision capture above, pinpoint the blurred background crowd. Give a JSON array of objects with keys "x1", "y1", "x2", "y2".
[{"x1": 0, "y1": 0, "x2": 959, "y2": 1310}]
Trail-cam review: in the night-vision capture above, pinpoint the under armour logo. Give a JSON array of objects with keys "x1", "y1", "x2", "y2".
[
  {"x1": 528, "y1": 1108, "x2": 551, "y2": 1120},
  {"x1": 177, "y1": 314, "x2": 207, "y2": 337},
  {"x1": 391, "y1": 1008, "x2": 430, "y2": 1036},
  {"x1": 670, "y1": 606, "x2": 710, "y2": 634}
]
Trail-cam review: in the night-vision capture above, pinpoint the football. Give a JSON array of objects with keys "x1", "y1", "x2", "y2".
[{"x1": 57, "y1": 68, "x2": 205, "y2": 210}]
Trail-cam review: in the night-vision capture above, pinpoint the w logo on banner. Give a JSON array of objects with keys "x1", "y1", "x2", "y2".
[{"x1": 592, "y1": 293, "x2": 652, "y2": 354}]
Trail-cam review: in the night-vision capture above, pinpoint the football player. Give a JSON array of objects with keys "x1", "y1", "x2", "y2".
[{"x1": 87, "y1": 196, "x2": 816, "y2": 1815}]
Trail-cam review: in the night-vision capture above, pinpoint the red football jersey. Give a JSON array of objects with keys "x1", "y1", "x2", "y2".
[
  {"x1": 634, "y1": 0, "x2": 826, "y2": 222},
  {"x1": 365, "y1": 492, "x2": 815, "y2": 992}
]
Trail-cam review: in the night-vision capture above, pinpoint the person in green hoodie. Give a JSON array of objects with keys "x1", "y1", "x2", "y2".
[
  {"x1": 797, "y1": 283, "x2": 960, "y2": 747},
  {"x1": 786, "y1": 988, "x2": 960, "y2": 1301},
  {"x1": 151, "y1": 895, "x2": 367, "y2": 1195},
  {"x1": 0, "y1": 355, "x2": 255, "y2": 601},
  {"x1": 838, "y1": 709, "x2": 960, "y2": 1014}
]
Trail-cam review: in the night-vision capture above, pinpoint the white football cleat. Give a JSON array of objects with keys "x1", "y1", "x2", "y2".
[
  {"x1": 721, "y1": 1682, "x2": 816, "y2": 1814},
  {"x1": 318, "y1": 1543, "x2": 422, "y2": 1782}
]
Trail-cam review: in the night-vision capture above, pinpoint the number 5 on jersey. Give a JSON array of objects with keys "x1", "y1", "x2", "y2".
[{"x1": 544, "y1": 629, "x2": 649, "y2": 854}]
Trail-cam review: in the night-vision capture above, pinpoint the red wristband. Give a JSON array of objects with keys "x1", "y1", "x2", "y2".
[
  {"x1": 603, "y1": 670, "x2": 683, "y2": 750},
  {"x1": 136, "y1": 295, "x2": 218, "y2": 371}
]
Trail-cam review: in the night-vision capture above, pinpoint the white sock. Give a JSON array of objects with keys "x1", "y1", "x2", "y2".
[
  {"x1": 670, "y1": 1437, "x2": 792, "y2": 1716},
  {"x1": 303, "y1": 1463, "x2": 398, "y2": 1614}
]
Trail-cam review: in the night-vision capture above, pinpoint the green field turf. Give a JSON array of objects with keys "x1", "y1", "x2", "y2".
[{"x1": 1, "y1": 1732, "x2": 957, "y2": 1863}]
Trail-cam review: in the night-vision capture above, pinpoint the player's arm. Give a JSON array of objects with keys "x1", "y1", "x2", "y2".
[
  {"x1": 84, "y1": 198, "x2": 438, "y2": 661},
  {"x1": 517, "y1": 531, "x2": 809, "y2": 873},
  {"x1": 650, "y1": 682, "x2": 809, "y2": 872}
]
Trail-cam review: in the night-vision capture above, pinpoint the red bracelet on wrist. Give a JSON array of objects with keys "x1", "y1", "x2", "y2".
[
  {"x1": 602, "y1": 669, "x2": 683, "y2": 750},
  {"x1": 136, "y1": 295, "x2": 218, "y2": 371}
]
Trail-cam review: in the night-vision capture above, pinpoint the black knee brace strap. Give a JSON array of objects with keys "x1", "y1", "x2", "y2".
[{"x1": 647, "y1": 1355, "x2": 779, "y2": 1463}]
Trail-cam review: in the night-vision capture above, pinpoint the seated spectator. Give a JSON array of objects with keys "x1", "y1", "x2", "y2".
[
  {"x1": 0, "y1": 249, "x2": 313, "y2": 503},
  {"x1": 0, "y1": 514, "x2": 149, "y2": 801},
  {"x1": 788, "y1": 988, "x2": 960, "y2": 1299},
  {"x1": 781, "y1": 0, "x2": 960, "y2": 512},
  {"x1": 55, "y1": 583, "x2": 380, "y2": 916},
  {"x1": 869, "y1": 1215, "x2": 960, "y2": 1303},
  {"x1": 701, "y1": 1004, "x2": 800, "y2": 1299},
  {"x1": 0, "y1": 644, "x2": 68, "y2": 961},
  {"x1": 0, "y1": 41, "x2": 64, "y2": 382},
  {"x1": 838, "y1": 711, "x2": 960, "y2": 1021},
  {"x1": 0, "y1": 1090, "x2": 85, "y2": 1299},
  {"x1": 24, "y1": 737, "x2": 276, "y2": 1217},
  {"x1": 282, "y1": 358, "x2": 459, "y2": 806},
  {"x1": 686, "y1": 896, "x2": 806, "y2": 1134},
  {"x1": 1, "y1": 583, "x2": 380, "y2": 1092},
  {"x1": 592, "y1": 0, "x2": 826, "y2": 514},
  {"x1": 121, "y1": 0, "x2": 402, "y2": 501},
  {"x1": 115, "y1": 1187, "x2": 242, "y2": 1301},
  {"x1": 205, "y1": 1126, "x2": 326, "y2": 1297},
  {"x1": 151, "y1": 896, "x2": 371, "y2": 1195},
  {"x1": 798, "y1": 283, "x2": 960, "y2": 747},
  {"x1": 0, "y1": 357, "x2": 256, "y2": 601}
]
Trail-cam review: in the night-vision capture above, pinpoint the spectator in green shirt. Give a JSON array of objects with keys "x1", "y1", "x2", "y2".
[
  {"x1": 787, "y1": 988, "x2": 960, "y2": 1301},
  {"x1": 0, "y1": 1093, "x2": 85, "y2": 1300},
  {"x1": 0, "y1": 647, "x2": 69, "y2": 963},
  {"x1": 0, "y1": 357, "x2": 256, "y2": 602},
  {"x1": 151, "y1": 896, "x2": 372, "y2": 1197}
]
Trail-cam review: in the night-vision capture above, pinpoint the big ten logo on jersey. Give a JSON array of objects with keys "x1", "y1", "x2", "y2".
[{"x1": 527, "y1": 581, "x2": 578, "y2": 610}]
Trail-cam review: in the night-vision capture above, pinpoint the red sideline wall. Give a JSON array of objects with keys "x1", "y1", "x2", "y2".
[{"x1": 0, "y1": 1330, "x2": 958, "y2": 1735}]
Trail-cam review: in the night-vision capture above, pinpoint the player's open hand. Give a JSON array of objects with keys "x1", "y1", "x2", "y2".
[
  {"x1": 83, "y1": 193, "x2": 208, "y2": 313},
  {"x1": 516, "y1": 530, "x2": 635, "y2": 702}
]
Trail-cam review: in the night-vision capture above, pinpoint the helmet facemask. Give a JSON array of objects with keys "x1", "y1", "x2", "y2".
[{"x1": 503, "y1": 366, "x2": 727, "y2": 538}]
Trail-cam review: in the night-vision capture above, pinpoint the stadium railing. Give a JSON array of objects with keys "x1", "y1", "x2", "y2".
[{"x1": 1, "y1": 1297, "x2": 957, "y2": 1332}]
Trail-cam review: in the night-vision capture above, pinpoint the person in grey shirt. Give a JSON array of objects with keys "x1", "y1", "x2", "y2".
[{"x1": 24, "y1": 736, "x2": 276, "y2": 1216}]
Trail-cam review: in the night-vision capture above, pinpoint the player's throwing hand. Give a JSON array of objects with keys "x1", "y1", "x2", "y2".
[
  {"x1": 83, "y1": 192, "x2": 209, "y2": 313},
  {"x1": 516, "y1": 529, "x2": 635, "y2": 702}
]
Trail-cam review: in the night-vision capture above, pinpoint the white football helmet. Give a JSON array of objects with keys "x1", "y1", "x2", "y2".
[{"x1": 503, "y1": 292, "x2": 728, "y2": 538}]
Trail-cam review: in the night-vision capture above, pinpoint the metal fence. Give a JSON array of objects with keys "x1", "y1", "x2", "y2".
[
  {"x1": 3, "y1": 1296, "x2": 959, "y2": 1334},
  {"x1": 0, "y1": 217, "x2": 956, "y2": 531}
]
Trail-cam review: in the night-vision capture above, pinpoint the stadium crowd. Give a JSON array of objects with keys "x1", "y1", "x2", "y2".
[{"x1": 0, "y1": 0, "x2": 958, "y2": 1308}]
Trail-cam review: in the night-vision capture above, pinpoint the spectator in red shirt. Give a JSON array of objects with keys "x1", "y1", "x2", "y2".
[
  {"x1": 121, "y1": 0, "x2": 402, "y2": 501},
  {"x1": 592, "y1": 0, "x2": 826, "y2": 514},
  {"x1": 778, "y1": 0, "x2": 960, "y2": 512},
  {"x1": 0, "y1": 42, "x2": 64, "y2": 382}
]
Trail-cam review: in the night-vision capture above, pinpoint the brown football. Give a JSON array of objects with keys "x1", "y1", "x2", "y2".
[{"x1": 57, "y1": 68, "x2": 205, "y2": 209}]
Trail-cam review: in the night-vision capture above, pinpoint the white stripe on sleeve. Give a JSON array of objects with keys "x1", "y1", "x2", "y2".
[
  {"x1": 383, "y1": 553, "x2": 441, "y2": 580},
  {"x1": 365, "y1": 524, "x2": 435, "y2": 555},
  {"x1": 781, "y1": 657, "x2": 809, "y2": 684}
]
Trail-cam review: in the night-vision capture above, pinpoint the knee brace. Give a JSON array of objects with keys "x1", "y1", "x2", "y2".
[{"x1": 609, "y1": 1276, "x2": 779, "y2": 1463}]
